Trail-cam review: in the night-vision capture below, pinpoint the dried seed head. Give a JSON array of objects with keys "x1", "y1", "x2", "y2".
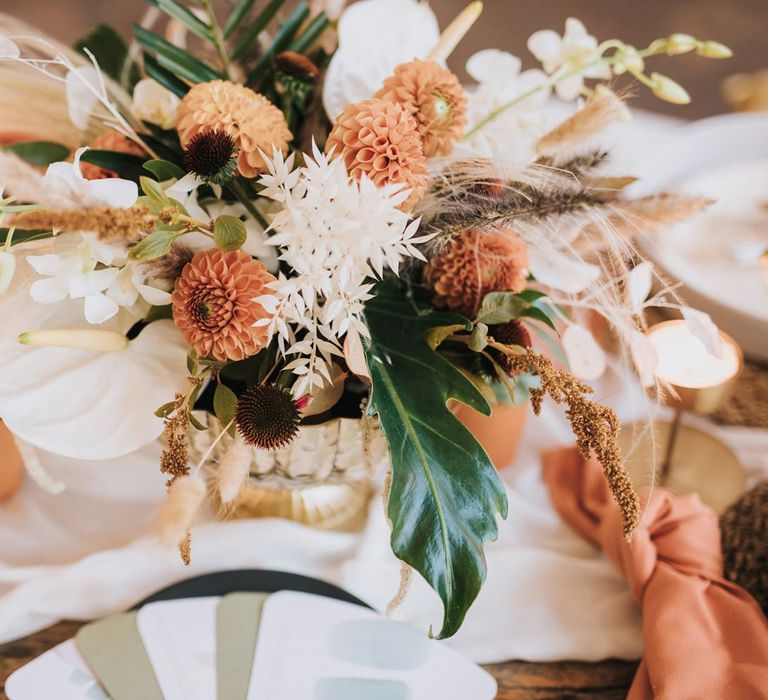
[
  {"x1": 235, "y1": 384, "x2": 301, "y2": 450},
  {"x1": 183, "y1": 129, "x2": 239, "y2": 185}
]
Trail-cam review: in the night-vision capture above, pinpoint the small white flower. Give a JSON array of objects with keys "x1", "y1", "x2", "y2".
[
  {"x1": 43, "y1": 148, "x2": 138, "y2": 209},
  {"x1": 27, "y1": 234, "x2": 124, "y2": 324},
  {"x1": 527, "y1": 18, "x2": 610, "y2": 100},
  {"x1": 131, "y1": 78, "x2": 180, "y2": 130},
  {"x1": 463, "y1": 49, "x2": 549, "y2": 163}
]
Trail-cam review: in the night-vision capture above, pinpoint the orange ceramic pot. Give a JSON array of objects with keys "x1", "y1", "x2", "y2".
[
  {"x1": 0, "y1": 422, "x2": 24, "y2": 501},
  {"x1": 455, "y1": 402, "x2": 528, "y2": 471}
]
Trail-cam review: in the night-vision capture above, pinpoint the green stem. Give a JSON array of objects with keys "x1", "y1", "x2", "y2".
[
  {"x1": 229, "y1": 179, "x2": 270, "y2": 230},
  {"x1": 3, "y1": 226, "x2": 14, "y2": 251},
  {"x1": 201, "y1": 0, "x2": 231, "y2": 79}
]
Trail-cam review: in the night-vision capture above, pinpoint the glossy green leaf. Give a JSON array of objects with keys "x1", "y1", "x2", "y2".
[
  {"x1": 134, "y1": 25, "x2": 220, "y2": 84},
  {"x1": 213, "y1": 215, "x2": 247, "y2": 251},
  {"x1": 143, "y1": 54, "x2": 189, "y2": 98},
  {"x1": 2, "y1": 141, "x2": 69, "y2": 165},
  {"x1": 364, "y1": 286, "x2": 507, "y2": 639},
  {"x1": 79, "y1": 149, "x2": 147, "y2": 181},
  {"x1": 147, "y1": 0, "x2": 213, "y2": 41},
  {"x1": 232, "y1": 0, "x2": 286, "y2": 59},
  {"x1": 143, "y1": 159, "x2": 186, "y2": 182}
]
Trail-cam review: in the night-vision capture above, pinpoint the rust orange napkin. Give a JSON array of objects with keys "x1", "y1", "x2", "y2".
[{"x1": 543, "y1": 447, "x2": 768, "y2": 699}]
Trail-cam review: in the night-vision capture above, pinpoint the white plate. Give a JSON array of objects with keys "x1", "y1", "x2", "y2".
[{"x1": 629, "y1": 113, "x2": 768, "y2": 361}]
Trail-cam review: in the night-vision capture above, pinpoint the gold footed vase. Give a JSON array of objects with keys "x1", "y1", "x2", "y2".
[
  {"x1": 192, "y1": 402, "x2": 527, "y2": 532},
  {"x1": 192, "y1": 415, "x2": 388, "y2": 532}
]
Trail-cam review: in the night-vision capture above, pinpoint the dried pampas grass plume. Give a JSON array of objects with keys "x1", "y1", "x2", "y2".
[
  {"x1": 157, "y1": 474, "x2": 207, "y2": 564},
  {"x1": 0, "y1": 151, "x2": 68, "y2": 207},
  {"x1": 537, "y1": 87, "x2": 630, "y2": 160},
  {"x1": 216, "y1": 440, "x2": 252, "y2": 504}
]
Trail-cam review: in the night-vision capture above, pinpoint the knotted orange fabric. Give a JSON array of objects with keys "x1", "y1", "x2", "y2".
[{"x1": 543, "y1": 447, "x2": 768, "y2": 699}]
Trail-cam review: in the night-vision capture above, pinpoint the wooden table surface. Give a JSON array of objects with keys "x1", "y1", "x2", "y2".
[{"x1": 0, "y1": 620, "x2": 638, "y2": 699}]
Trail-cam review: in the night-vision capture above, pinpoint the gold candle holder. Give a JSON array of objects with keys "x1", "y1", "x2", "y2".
[{"x1": 618, "y1": 320, "x2": 747, "y2": 514}]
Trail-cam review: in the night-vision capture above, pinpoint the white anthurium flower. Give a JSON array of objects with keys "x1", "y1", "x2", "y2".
[
  {"x1": 527, "y1": 18, "x2": 611, "y2": 101},
  {"x1": 65, "y1": 65, "x2": 101, "y2": 130},
  {"x1": 528, "y1": 248, "x2": 601, "y2": 294},
  {"x1": 462, "y1": 49, "x2": 550, "y2": 162},
  {"x1": 562, "y1": 323, "x2": 606, "y2": 381},
  {"x1": 43, "y1": 148, "x2": 138, "y2": 209},
  {"x1": 131, "y1": 78, "x2": 180, "y2": 130},
  {"x1": 0, "y1": 261, "x2": 189, "y2": 459},
  {"x1": 322, "y1": 0, "x2": 440, "y2": 121}
]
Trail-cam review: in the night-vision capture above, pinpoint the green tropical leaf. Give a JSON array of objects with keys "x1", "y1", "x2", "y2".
[
  {"x1": 288, "y1": 11, "x2": 329, "y2": 53},
  {"x1": 213, "y1": 215, "x2": 247, "y2": 251},
  {"x1": 134, "y1": 25, "x2": 220, "y2": 84},
  {"x1": 79, "y1": 149, "x2": 147, "y2": 181},
  {"x1": 232, "y1": 0, "x2": 286, "y2": 59},
  {"x1": 143, "y1": 159, "x2": 186, "y2": 182},
  {"x1": 147, "y1": 0, "x2": 213, "y2": 41},
  {"x1": 2, "y1": 141, "x2": 69, "y2": 165},
  {"x1": 143, "y1": 54, "x2": 189, "y2": 98},
  {"x1": 75, "y1": 24, "x2": 138, "y2": 87},
  {"x1": 224, "y1": 0, "x2": 257, "y2": 38},
  {"x1": 364, "y1": 286, "x2": 507, "y2": 639},
  {"x1": 246, "y1": 2, "x2": 310, "y2": 88}
]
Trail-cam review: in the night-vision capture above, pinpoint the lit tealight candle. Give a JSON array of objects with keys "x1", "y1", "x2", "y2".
[{"x1": 648, "y1": 321, "x2": 741, "y2": 389}]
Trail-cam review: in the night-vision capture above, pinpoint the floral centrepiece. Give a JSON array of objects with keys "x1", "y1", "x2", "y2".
[{"x1": 0, "y1": 0, "x2": 731, "y2": 638}]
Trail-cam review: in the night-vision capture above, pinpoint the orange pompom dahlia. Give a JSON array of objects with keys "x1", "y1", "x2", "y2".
[
  {"x1": 325, "y1": 98, "x2": 428, "y2": 211},
  {"x1": 424, "y1": 228, "x2": 529, "y2": 317},
  {"x1": 80, "y1": 130, "x2": 147, "y2": 180},
  {"x1": 176, "y1": 80, "x2": 292, "y2": 178},
  {"x1": 376, "y1": 59, "x2": 467, "y2": 158},
  {"x1": 172, "y1": 249, "x2": 275, "y2": 362}
]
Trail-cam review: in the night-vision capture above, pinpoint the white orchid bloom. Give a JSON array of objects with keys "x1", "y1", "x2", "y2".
[
  {"x1": 0, "y1": 260, "x2": 188, "y2": 459},
  {"x1": 27, "y1": 233, "x2": 170, "y2": 324},
  {"x1": 527, "y1": 18, "x2": 610, "y2": 100},
  {"x1": 131, "y1": 78, "x2": 180, "y2": 130},
  {"x1": 42, "y1": 147, "x2": 138, "y2": 209},
  {"x1": 322, "y1": 0, "x2": 440, "y2": 121},
  {"x1": 462, "y1": 49, "x2": 549, "y2": 162},
  {"x1": 28, "y1": 234, "x2": 124, "y2": 324}
]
